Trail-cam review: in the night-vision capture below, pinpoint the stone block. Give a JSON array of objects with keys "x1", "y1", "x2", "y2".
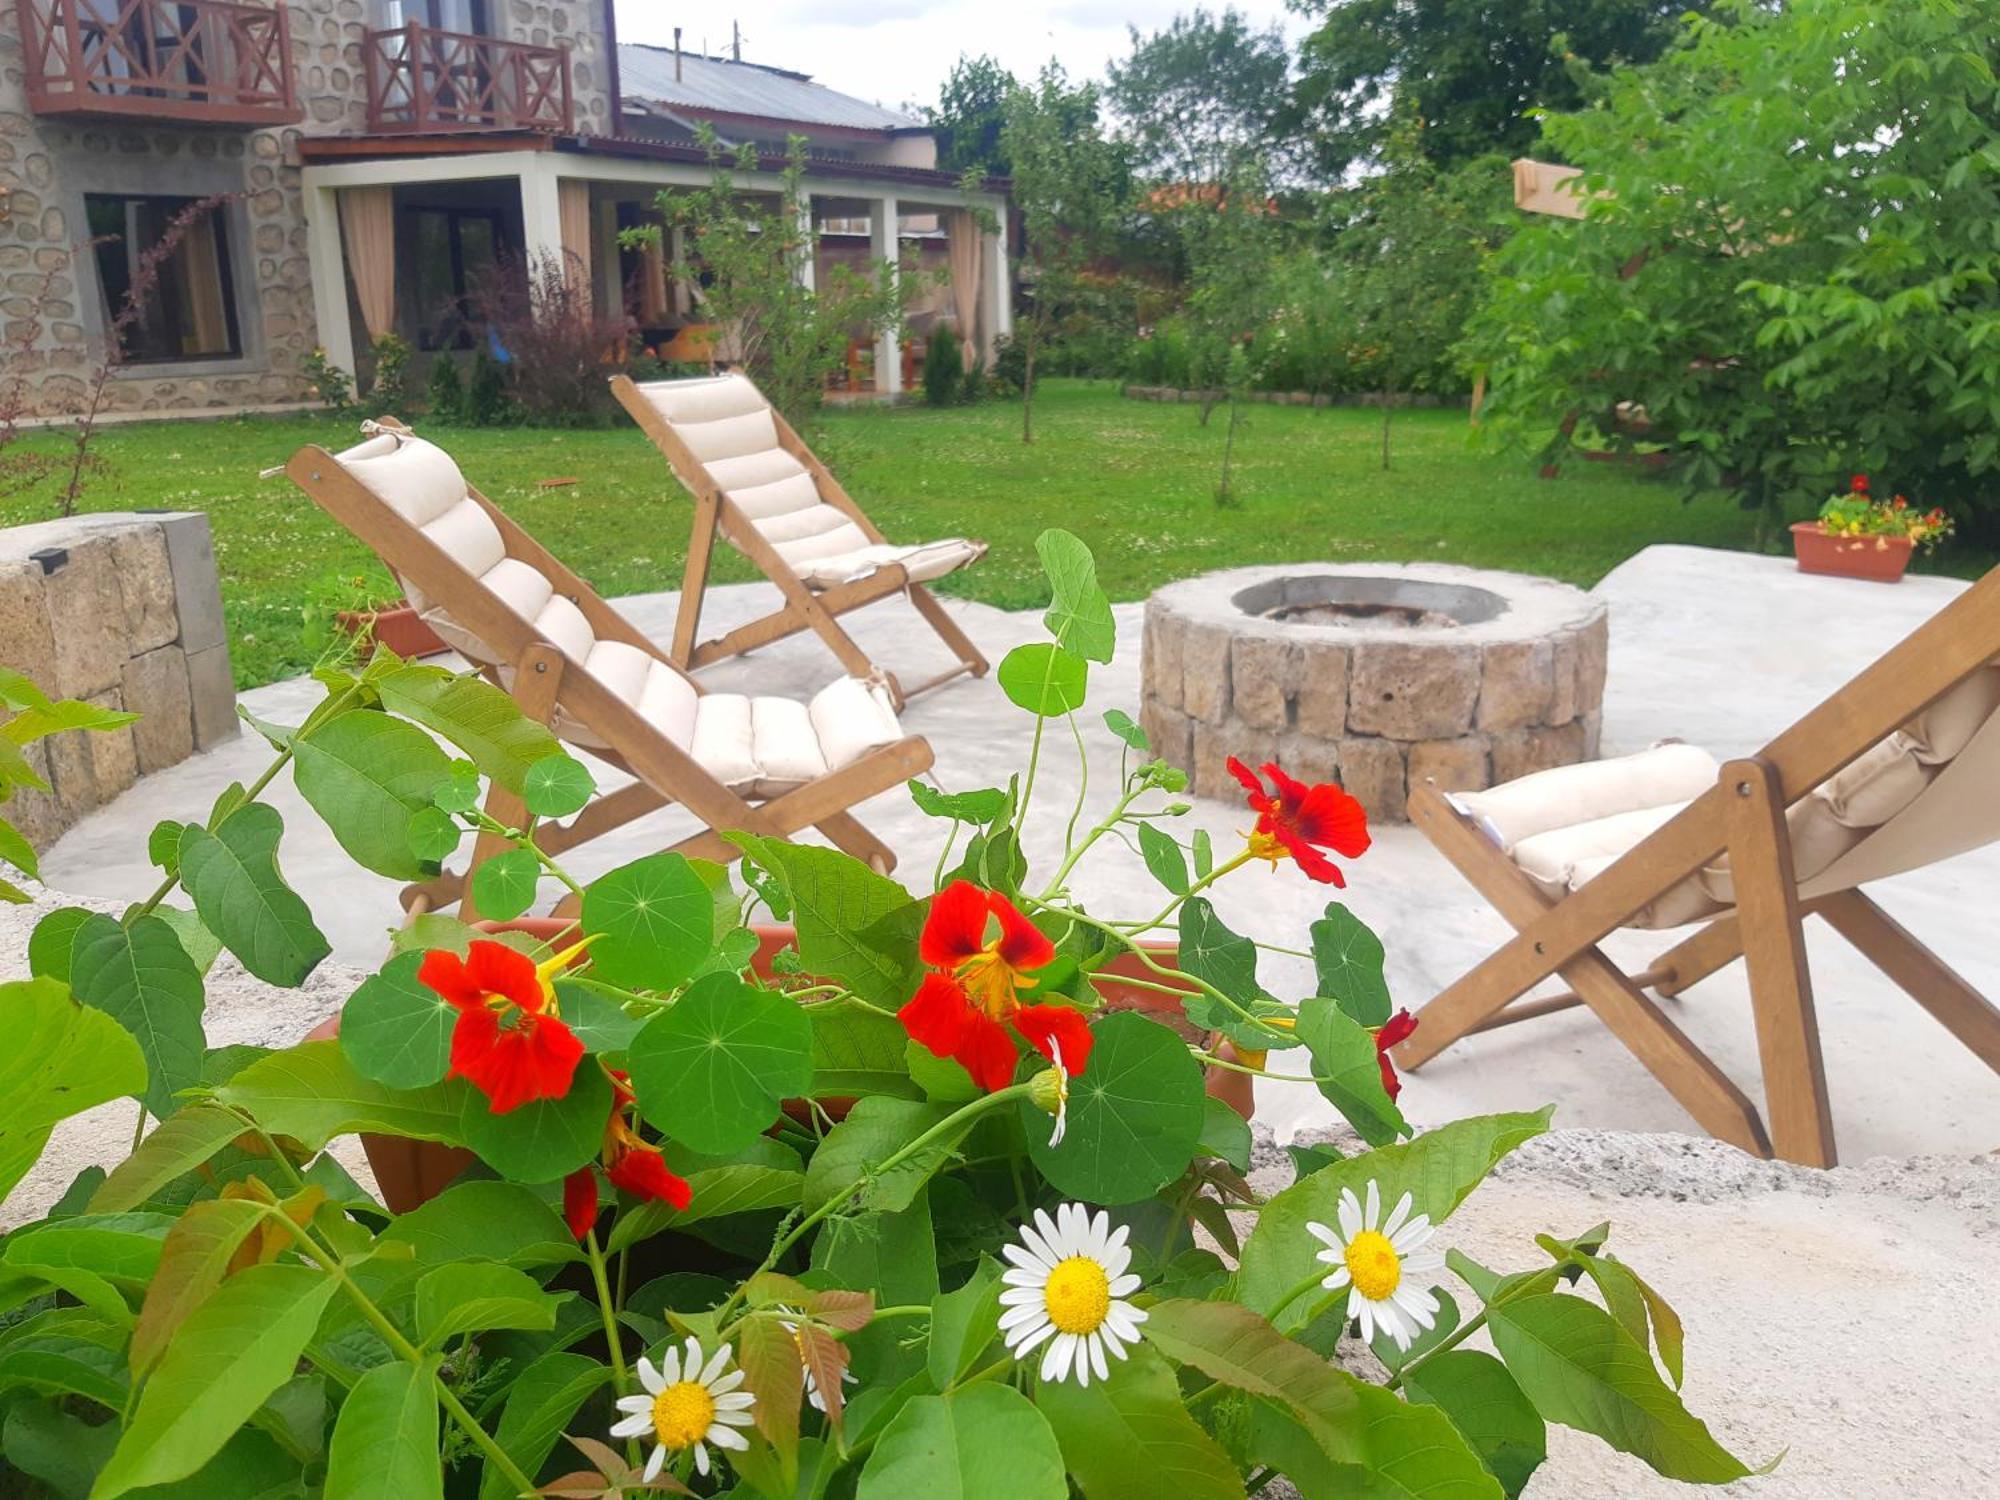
[
  {"x1": 1477, "y1": 639, "x2": 1553, "y2": 731},
  {"x1": 1575, "y1": 612, "x2": 1610, "y2": 714},
  {"x1": 1407, "y1": 735, "x2": 1491, "y2": 801},
  {"x1": 42, "y1": 688, "x2": 135, "y2": 816},
  {"x1": 1230, "y1": 635, "x2": 1297, "y2": 732},
  {"x1": 0, "y1": 559, "x2": 58, "y2": 690},
  {"x1": 1139, "y1": 698, "x2": 1193, "y2": 773},
  {"x1": 1347, "y1": 641, "x2": 1480, "y2": 741},
  {"x1": 1336, "y1": 738, "x2": 1406, "y2": 825},
  {"x1": 1548, "y1": 631, "x2": 1580, "y2": 726},
  {"x1": 1276, "y1": 730, "x2": 1340, "y2": 791},
  {"x1": 111, "y1": 524, "x2": 179, "y2": 654},
  {"x1": 1181, "y1": 622, "x2": 1233, "y2": 725},
  {"x1": 185, "y1": 641, "x2": 240, "y2": 750},
  {"x1": 1143, "y1": 605, "x2": 1185, "y2": 712},
  {"x1": 161, "y1": 512, "x2": 227, "y2": 653},
  {"x1": 41, "y1": 536, "x2": 126, "y2": 698},
  {"x1": 123, "y1": 644, "x2": 193, "y2": 773},
  {"x1": 1490, "y1": 720, "x2": 1588, "y2": 784},
  {"x1": 3, "y1": 739, "x2": 64, "y2": 850},
  {"x1": 1193, "y1": 718, "x2": 1274, "y2": 801},
  {"x1": 1293, "y1": 642, "x2": 1349, "y2": 738}
]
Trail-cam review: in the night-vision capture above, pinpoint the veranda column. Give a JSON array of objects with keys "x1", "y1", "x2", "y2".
[
  {"x1": 595, "y1": 196, "x2": 623, "y2": 318},
  {"x1": 984, "y1": 209, "x2": 1012, "y2": 363},
  {"x1": 518, "y1": 158, "x2": 566, "y2": 276},
  {"x1": 869, "y1": 194, "x2": 901, "y2": 394},
  {"x1": 302, "y1": 180, "x2": 357, "y2": 382},
  {"x1": 795, "y1": 197, "x2": 817, "y2": 294}
]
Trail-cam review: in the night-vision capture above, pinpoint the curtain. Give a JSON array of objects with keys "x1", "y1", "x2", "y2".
[
  {"x1": 639, "y1": 231, "x2": 668, "y2": 323},
  {"x1": 946, "y1": 209, "x2": 983, "y2": 372},
  {"x1": 558, "y1": 179, "x2": 592, "y2": 304},
  {"x1": 177, "y1": 213, "x2": 228, "y2": 354},
  {"x1": 339, "y1": 185, "x2": 396, "y2": 340}
]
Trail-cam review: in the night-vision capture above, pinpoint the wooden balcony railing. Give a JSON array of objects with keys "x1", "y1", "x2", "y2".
[
  {"x1": 14, "y1": 0, "x2": 299, "y2": 125},
  {"x1": 363, "y1": 23, "x2": 573, "y2": 135}
]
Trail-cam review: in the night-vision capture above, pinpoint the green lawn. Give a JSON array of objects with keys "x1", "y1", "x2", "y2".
[{"x1": 7, "y1": 379, "x2": 1951, "y2": 690}]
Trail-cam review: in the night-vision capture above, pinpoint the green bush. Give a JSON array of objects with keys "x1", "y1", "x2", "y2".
[
  {"x1": 921, "y1": 321, "x2": 962, "y2": 406},
  {"x1": 990, "y1": 332, "x2": 1027, "y2": 394},
  {"x1": 368, "y1": 332, "x2": 413, "y2": 416},
  {"x1": 424, "y1": 353, "x2": 464, "y2": 423},
  {"x1": 464, "y1": 346, "x2": 511, "y2": 427}
]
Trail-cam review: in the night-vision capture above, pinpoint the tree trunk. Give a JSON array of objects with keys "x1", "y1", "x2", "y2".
[
  {"x1": 1217, "y1": 395, "x2": 1242, "y2": 507},
  {"x1": 1380, "y1": 376, "x2": 1396, "y2": 472},
  {"x1": 1022, "y1": 330, "x2": 1037, "y2": 445}
]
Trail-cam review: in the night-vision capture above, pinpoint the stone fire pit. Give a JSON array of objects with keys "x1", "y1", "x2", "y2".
[{"x1": 1140, "y1": 563, "x2": 1607, "y2": 822}]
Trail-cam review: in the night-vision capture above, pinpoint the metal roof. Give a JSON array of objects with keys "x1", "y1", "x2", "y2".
[{"x1": 617, "y1": 46, "x2": 921, "y2": 134}]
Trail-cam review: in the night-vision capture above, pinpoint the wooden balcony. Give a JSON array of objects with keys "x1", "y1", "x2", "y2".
[
  {"x1": 363, "y1": 23, "x2": 573, "y2": 135},
  {"x1": 14, "y1": 0, "x2": 300, "y2": 125}
]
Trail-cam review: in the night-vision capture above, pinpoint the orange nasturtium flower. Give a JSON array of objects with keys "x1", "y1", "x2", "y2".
[
  {"x1": 563, "y1": 1072, "x2": 693, "y2": 1241},
  {"x1": 419, "y1": 939, "x2": 587, "y2": 1115},
  {"x1": 898, "y1": 881, "x2": 1093, "y2": 1093},
  {"x1": 1227, "y1": 757, "x2": 1371, "y2": 887}
]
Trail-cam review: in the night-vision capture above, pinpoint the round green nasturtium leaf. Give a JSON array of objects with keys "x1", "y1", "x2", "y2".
[
  {"x1": 1024, "y1": 1011, "x2": 1206, "y2": 1205},
  {"x1": 405, "y1": 806, "x2": 461, "y2": 866},
  {"x1": 461, "y1": 1057, "x2": 613, "y2": 1183},
  {"x1": 470, "y1": 847, "x2": 541, "y2": 922},
  {"x1": 579, "y1": 852, "x2": 714, "y2": 990},
  {"x1": 626, "y1": 973, "x2": 813, "y2": 1155},
  {"x1": 341, "y1": 951, "x2": 454, "y2": 1089},
  {"x1": 996, "y1": 643, "x2": 1089, "y2": 718},
  {"x1": 432, "y1": 761, "x2": 483, "y2": 814},
  {"x1": 522, "y1": 753, "x2": 596, "y2": 819}
]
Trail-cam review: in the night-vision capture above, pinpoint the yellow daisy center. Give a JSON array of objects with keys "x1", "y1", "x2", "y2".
[
  {"x1": 651, "y1": 1381, "x2": 716, "y2": 1450},
  {"x1": 1044, "y1": 1256, "x2": 1112, "y2": 1335},
  {"x1": 1344, "y1": 1230, "x2": 1402, "y2": 1301}
]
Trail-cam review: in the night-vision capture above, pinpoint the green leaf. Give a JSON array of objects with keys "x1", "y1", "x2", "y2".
[
  {"x1": 381, "y1": 1180, "x2": 577, "y2": 1268},
  {"x1": 1137, "y1": 822, "x2": 1188, "y2": 894},
  {"x1": 0, "y1": 813, "x2": 38, "y2": 883},
  {"x1": 415, "y1": 1261, "x2": 562, "y2": 1348},
  {"x1": 91, "y1": 1262, "x2": 339, "y2": 1498},
  {"x1": 1236, "y1": 1110, "x2": 1553, "y2": 1331},
  {"x1": 2, "y1": 1397, "x2": 119, "y2": 1498},
  {"x1": 1296, "y1": 995, "x2": 1408, "y2": 1146},
  {"x1": 1025, "y1": 1012, "x2": 1206, "y2": 1204},
  {"x1": 68, "y1": 913, "x2": 205, "y2": 1118},
  {"x1": 1175, "y1": 898, "x2": 1287, "y2": 1048},
  {"x1": 0, "y1": 1305, "x2": 131, "y2": 1410},
  {"x1": 521, "y1": 753, "x2": 595, "y2": 818},
  {"x1": 1403, "y1": 1350, "x2": 1546, "y2": 1498},
  {"x1": 292, "y1": 709, "x2": 453, "y2": 879},
  {"x1": 178, "y1": 804, "x2": 330, "y2": 987},
  {"x1": 928, "y1": 1257, "x2": 1002, "y2": 1391},
  {"x1": 3, "y1": 1212, "x2": 171, "y2": 1321},
  {"x1": 3, "y1": 694, "x2": 137, "y2": 745},
  {"x1": 728, "y1": 836, "x2": 922, "y2": 1008},
  {"x1": 1370, "y1": 1288, "x2": 1461, "y2": 1377},
  {"x1": 627, "y1": 973, "x2": 812, "y2": 1155},
  {"x1": 89, "y1": 1103, "x2": 247, "y2": 1212},
  {"x1": 470, "y1": 847, "x2": 541, "y2": 922},
  {"x1": 0, "y1": 979, "x2": 147, "y2": 1202},
  {"x1": 908, "y1": 780, "x2": 1012, "y2": 824},
  {"x1": 128, "y1": 1198, "x2": 264, "y2": 1377},
  {"x1": 374, "y1": 664, "x2": 561, "y2": 796},
  {"x1": 997, "y1": 642, "x2": 1089, "y2": 717},
  {"x1": 476, "y1": 1351, "x2": 612, "y2": 1500},
  {"x1": 324, "y1": 1359, "x2": 442, "y2": 1500},
  {"x1": 461, "y1": 1058, "x2": 613, "y2": 1182},
  {"x1": 810, "y1": 999, "x2": 924, "y2": 1100},
  {"x1": 1038, "y1": 1342, "x2": 1243, "y2": 1500},
  {"x1": 579, "y1": 852, "x2": 714, "y2": 990},
  {"x1": 1196, "y1": 1093, "x2": 1252, "y2": 1172},
  {"x1": 216, "y1": 1040, "x2": 466, "y2": 1153},
  {"x1": 1102, "y1": 708, "x2": 1149, "y2": 751},
  {"x1": 1487, "y1": 1292, "x2": 1755, "y2": 1483},
  {"x1": 604, "y1": 1157, "x2": 805, "y2": 1253},
  {"x1": 805, "y1": 1097, "x2": 963, "y2": 1214},
  {"x1": 405, "y1": 806, "x2": 461, "y2": 864},
  {"x1": 1310, "y1": 903, "x2": 1393, "y2": 1026},
  {"x1": 150, "y1": 905, "x2": 223, "y2": 975},
  {"x1": 1036, "y1": 529, "x2": 1116, "y2": 663},
  {"x1": 858, "y1": 1383, "x2": 1066, "y2": 1500},
  {"x1": 26, "y1": 906, "x2": 93, "y2": 981},
  {"x1": 340, "y1": 951, "x2": 455, "y2": 1089},
  {"x1": 1192, "y1": 828, "x2": 1213, "y2": 878},
  {"x1": 552, "y1": 977, "x2": 648, "y2": 1054}
]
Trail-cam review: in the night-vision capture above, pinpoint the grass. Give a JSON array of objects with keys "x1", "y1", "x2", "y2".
[{"x1": 5, "y1": 379, "x2": 1950, "y2": 690}]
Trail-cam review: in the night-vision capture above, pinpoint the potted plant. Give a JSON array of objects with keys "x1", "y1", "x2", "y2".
[
  {"x1": 318, "y1": 571, "x2": 451, "y2": 659},
  {"x1": 4, "y1": 534, "x2": 1768, "y2": 1498},
  {"x1": 1792, "y1": 474, "x2": 1955, "y2": 582}
]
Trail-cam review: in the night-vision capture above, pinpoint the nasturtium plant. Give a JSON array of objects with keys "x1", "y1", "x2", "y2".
[{"x1": 0, "y1": 535, "x2": 1767, "y2": 1497}]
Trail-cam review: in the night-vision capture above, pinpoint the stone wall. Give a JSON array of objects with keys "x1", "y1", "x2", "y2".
[
  {"x1": 1, "y1": 512, "x2": 236, "y2": 848},
  {"x1": 1140, "y1": 564, "x2": 1608, "y2": 824},
  {"x1": 0, "y1": 0, "x2": 614, "y2": 417}
]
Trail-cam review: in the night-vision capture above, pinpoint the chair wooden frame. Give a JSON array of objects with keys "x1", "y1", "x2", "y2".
[
  {"x1": 610, "y1": 373, "x2": 990, "y2": 708},
  {"x1": 286, "y1": 431, "x2": 933, "y2": 923},
  {"x1": 1397, "y1": 566, "x2": 2000, "y2": 1168}
]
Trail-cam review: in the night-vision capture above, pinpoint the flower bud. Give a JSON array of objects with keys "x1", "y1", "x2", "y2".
[{"x1": 1028, "y1": 1065, "x2": 1067, "y2": 1117}]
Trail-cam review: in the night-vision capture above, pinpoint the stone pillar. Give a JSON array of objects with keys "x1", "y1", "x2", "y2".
[{"x1": 869, "y1": 195, "x2": 902, "y2": 394}]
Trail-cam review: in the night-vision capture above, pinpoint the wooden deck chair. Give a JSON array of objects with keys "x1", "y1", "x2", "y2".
[
  {"x1": 1397, "y1": 566, "x2": 2000, "y2": 1167},
  {"x1": 609, "y1": 372, "x2": 990, "y2": 706},
  {"x1": 286, "y1": 421, "x2": 933, "y2": 921}
]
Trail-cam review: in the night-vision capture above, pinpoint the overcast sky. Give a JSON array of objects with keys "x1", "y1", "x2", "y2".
[{"x1": 615, "y1": 1, "x2": 1316, "y2": 120}]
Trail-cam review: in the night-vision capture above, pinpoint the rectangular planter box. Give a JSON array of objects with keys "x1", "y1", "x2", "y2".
[{"x1": 1791, "y1": 522, "x2": 1914, "y2": 584}]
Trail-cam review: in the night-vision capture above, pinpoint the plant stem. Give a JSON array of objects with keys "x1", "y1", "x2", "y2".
[
  {"x1": 1036, "y1": 784, "x2": 1142, "y2": 900},
  {"x1": 1268, "y1": 1266, "x2": 1332, "y2": 1326},
  {"x1": 1113, "y1": 850, "x2": 1256, "y2": 936},
  {"x1": 1386, "y1": 1310, "x2": 1487, "y2": 1391},
  {"x1": 585, "y1": 1228, "x2": 641, "y2": 1467}
]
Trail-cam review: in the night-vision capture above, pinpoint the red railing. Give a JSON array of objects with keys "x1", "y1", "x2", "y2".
[
  {"x1": 14, "y1": 0, "x2": 299, "y2": 124},
  {"x1": 363, "y1": 23, "x2": 573, "y2": 134}
]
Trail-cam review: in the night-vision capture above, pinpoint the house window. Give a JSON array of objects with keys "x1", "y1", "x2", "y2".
[
  {"x1": 85, "y1": 194, "x2": 242, "y2": 364},
  {"x1": 408, "y1": 205, "x2": 508, "y2": 350},
  {"x1": 375, "y1": 1, "x2": 492, "y2": 31}
]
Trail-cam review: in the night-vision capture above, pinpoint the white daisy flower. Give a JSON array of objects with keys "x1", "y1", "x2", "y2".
[
  {"x1": 1028, "y1": 1038, "x2": 1072, "y2": 1147},
  {"x1": 1306, "y1": 1179, "x2": 1445, "y2": 1352},
  {"x1": 609, "y1": 1336, "x2": 757, "y2": 1482},
  {"x1": 999, "y1": 1202, "x2": 1147, "y2": 1386}
]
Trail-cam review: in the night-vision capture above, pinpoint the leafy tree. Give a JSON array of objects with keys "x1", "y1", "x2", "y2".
[
  {"x1": 1107, "y1": 7, "x2": 1300, "y2": 186},
  {"x1": 1000, "y1": 65, "x2": 1129, "y2": 443},
  {"x1": 1465, "y1": 0, "x2": 2000, "y2": 537},
  {"x1": 927, "y1": 53, "x2": 1017, "y2": 176},
  {"x1": 1292, "y1": 0, "x2": 1709, "y2": 175}
]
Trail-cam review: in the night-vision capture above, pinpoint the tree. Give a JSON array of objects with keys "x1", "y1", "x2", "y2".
[
  {"x1": 1292, "y1": 0, "x2": 1709, "y2": 176},
  {"x1": 927, "y1": 54, "x2": 1017, "y2": 177},
  {"x1": 1463, "y1": 0, "x2": 2000, "y2": 537},
  {"x1": 1106, "y1": 7, "x2": 1300, "y2": 187},
  {"x1": 999, "y1": 65, "x2": 1129, "y2": 443}
]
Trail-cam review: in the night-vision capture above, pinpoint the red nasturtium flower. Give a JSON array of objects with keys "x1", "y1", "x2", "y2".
[
  {"x1": 1374, "y1": 1009, "x2": 1418, "y2": 1101},
  {"x1": 1851, "y1": 473, "x2": 1870, "y2": 494},
  {"x1": 898, "y1": 881, "x2": 1093, "y2": 1092},
  {"x1": 1227, "y1": 758, "x2": 1372, "y2": 887},
  {"x1": 419, "y1": 940, "x2": 586, "y2": 1114},
  {"x1": 562, "y1": 1072, "x2": 693, "y2": 1240}
]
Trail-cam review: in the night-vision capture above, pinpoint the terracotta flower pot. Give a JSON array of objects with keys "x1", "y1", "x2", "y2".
[
  {"x1": 334, "y1": 600, "x2": 450, "y2": 658},
  {"x1": 1791, "y1": 522, "x2": 1914, "y2": 583}
]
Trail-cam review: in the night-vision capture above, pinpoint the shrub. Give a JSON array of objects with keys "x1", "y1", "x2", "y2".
[
  {"x1": 463, "y1": 345, "x2": 511, "y2": 427},
  {"x1": 470, "y1": 250, "x2": 636, "y2": 427},
  {"x1": 424, "y1": 351, "x2": 464, "y2": 423},
  {"x1": 368, "y1": 331, "x2": 413, "y2": 416},
  {"x1": 921, "y1": 321, "x2": 962, "y2": 406},
  {"x1": 989, "y1": 332, "x2": 1026, "y2": 393},
  {"x1": 299, "y1": 344, "x2": 353, "y2": 412}
]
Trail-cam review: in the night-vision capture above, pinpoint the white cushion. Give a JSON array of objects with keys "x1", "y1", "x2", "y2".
[
  {"x1": 729, "y1": 471, "x2": 822, "y2": 521},
  {"x1": 757, "y1": 505, "x2": 858, "y2": 548},
  {"x1": 1454, "y1": 743, "x2": 1719, "y2": 853},
  {"x1": 636, "y1": 374, "x2": 768, "y2": 426},
  {"x1": 1906, "y1": 663, "x2": 2000, "y2": 763},
  {"x1": 809, "y1": 676, "x2": 902, "y2": 770},
  {"x1": 706, "y1": 448, "x2": 808, "y2": 493},
  {"x1": 789, "y1": 539, "x2": 986, "y2": 589},
  {"x1": 341, "y1": 434, "x2": 469, "y2": 528},
  {"x1": 676, "y1": 408, "x2": 780, "y2": 464}
]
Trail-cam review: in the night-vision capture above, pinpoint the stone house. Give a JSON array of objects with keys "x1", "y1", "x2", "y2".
[{"x1": 0, "y1": 1, "x2": 1008, "y2": 417}]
